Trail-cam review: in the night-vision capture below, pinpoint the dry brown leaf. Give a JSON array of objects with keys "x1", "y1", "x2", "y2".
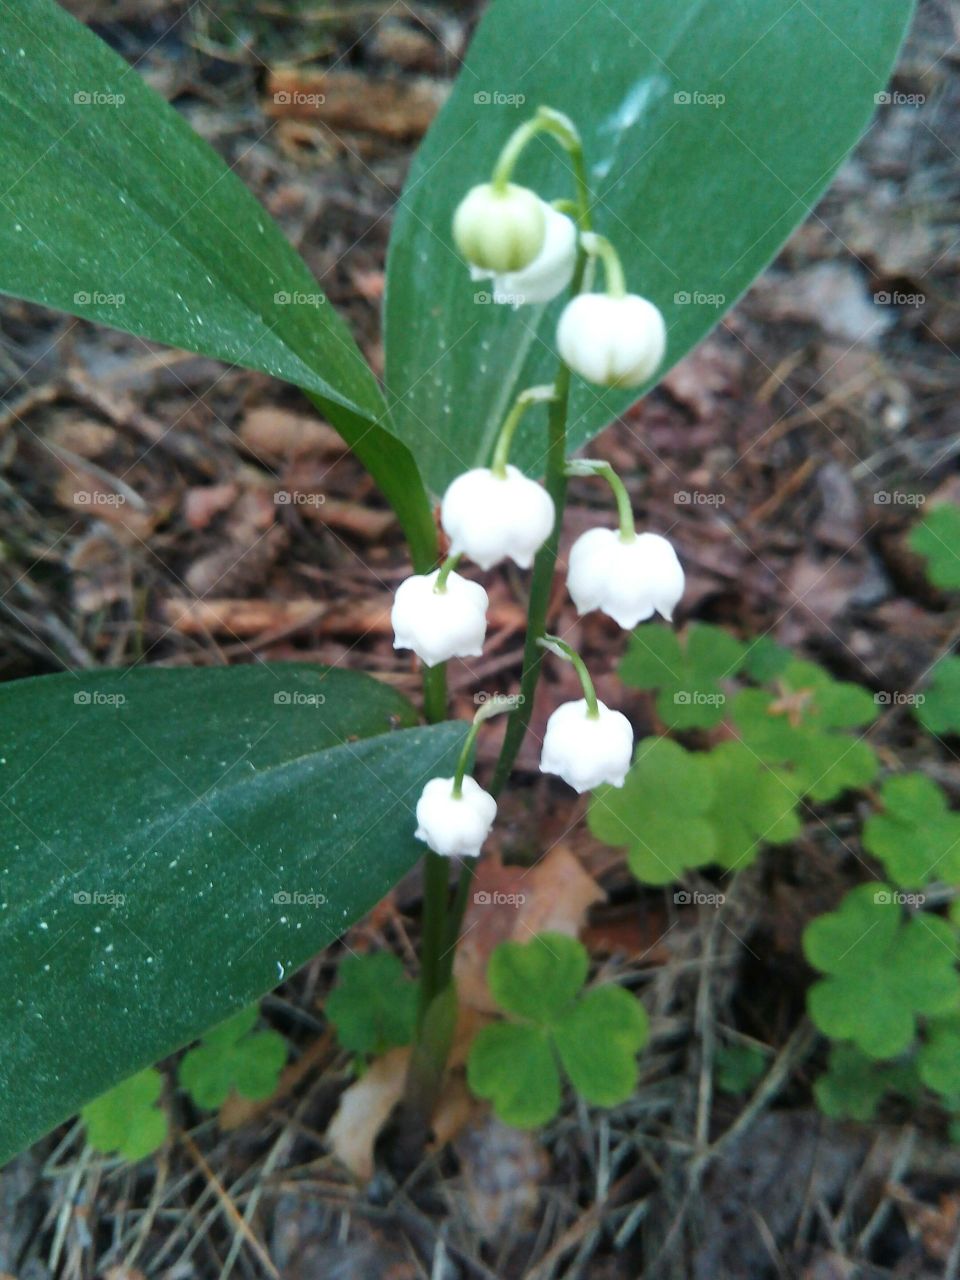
[
  {"x1": 454, "y1": 845, "x2": 605, "y2": 1014},
  {"x1": 265, "y1": 68, "x2": 447, "y2": 139},
  {"x1": 184, "y1": 482, "x2": 238, "y2": 530},
  {"x1": 238, "y1": 407, "x2": 346, "y2": 463}
]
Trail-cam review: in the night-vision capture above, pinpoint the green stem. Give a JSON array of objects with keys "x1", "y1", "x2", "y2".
[
  {"x1": 490, "y1": 384, "x2": 556, "y2": 478},
  {"x1": 421, "y1": 662, "x2": 447, "y2": 724},
  {"x1": 490, "y1": 366, "x2": 573, "y2": 794},
  {"x1": 418, "y1": 850, "x2": 451, "y2": 1022},
  {"x1": 582, "y1": 231, "x2": 627, "y2": 298},
  {"x1": 491, "y1": 108, "x2": 590, "y2": 232},
  {"x1": 434, "y1": 552, "x2": 461, "y2": 592},
  {"x1": 539, "y1": 634, "x2": 600, "y2": 718},
  {"x1": 566, "y1": 459, "x2": 636, "y2": 541}
]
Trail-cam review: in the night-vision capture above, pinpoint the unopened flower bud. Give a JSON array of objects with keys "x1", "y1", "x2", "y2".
[
  {"x1": 453, "y1": 182, "x2": 546, "y2": 274},
  {"x1": 557, "y1": 292, "x2": 666, "y2": 387},
  {"x1": 567, "y1": 529, "x2": 684, "y2": 628},
  {"x1": 392, "y1": 569, "x2": 488, "y2": 667},
  {"x1": 473, "y1": 203, "x2": 577, "y2": 305},
  {"x1": 415, "y1": 775, "x2": 497, "y2": 858},
  {"x1": 540, "y1": 698, "x2": 634, "y2": 794},
  {"x1": 441, "y1": 465, "x2": 554, "y2": 570}
]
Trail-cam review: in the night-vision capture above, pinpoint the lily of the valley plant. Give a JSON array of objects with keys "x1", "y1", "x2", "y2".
[{"x1": 0, "y1": 0, "x2": 909, "y2": 1166}]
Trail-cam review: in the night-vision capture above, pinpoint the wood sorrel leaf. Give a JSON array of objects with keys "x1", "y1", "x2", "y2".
[
  {"x1": 0, "y1": 2, "x2": 438, "y2": 570},
  {"x1": 384, "y1": 0, "x2": 914, "y2": 494},
  {"x1": 0, "y1": 664, "x2": 464, "y2": 1165}
]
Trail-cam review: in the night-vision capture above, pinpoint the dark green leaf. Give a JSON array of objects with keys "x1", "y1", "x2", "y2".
[
  {"x1": 919, "y1": 657, "x2": 960, "y2": 738},
  {"x1": 0, "y1": 2, "x2": 438, "y2": 569},
  {"x1": 325, "y1": 951, "x2": 419, "y2": 1057},
  {"x1": 909, "y1": 504, "x2": 960, "y2": 590},
  {"x1": 552, "y1": 985, "x2": 648, "y2": 1106},
  {"x1": 619, "y1": 623, "x2": 745, "y2": 729},
  {"x1": 862, "y1": 773, "x2": 960, "y2": 889},
  {"x1": 0, "y1": 663, "x2": 464, "y2": 1165},
  {"x1": 179, "y1": 1006, "x2": 287, "y2": 1109},
  {"x1": 384, "y1": 0, "x2": 913, "y2": 494},
  {"x1": 488, "y1": 932, "x2": 588, "y2": 1024}
]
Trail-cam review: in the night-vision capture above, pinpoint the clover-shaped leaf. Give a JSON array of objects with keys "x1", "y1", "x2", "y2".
[
  {"x1": 325, "y1": 951, "x2": 419, "y2": 1058},
  {"x1": 863, "y1": 773, "x2": 960, "y2": 889},
  {"x1": 804, "y1": 884, "x2": 960, "y2": 1059},
  {"x1": 82, "y1": 1067, "x2": 168, "y2": 1162},
  {"x1": 814, "y1": 1044, "x2": 918, "y2": 1120},
  {"x1": 179, "y1": 1006, "x2": 287, "y2": 1110},
  {"x1": 715, "y1": 1044, "x2": 767, "y2": 1094},
  {"x1": 909, "y1": 504, "x2": 960, "y2": 591},
  {"x1": 619, "y1": 623, "x2": 746, "y2": 729},
  {"x1": 467, "y1": 934, "x2": 648, "y2": 1128},
  {"x1": 732, "y1": 658, "x2": 877, "y2": 802},
  {"x1": 918, "y1": 1017, "x2": 960, "y2": 1099},
  {"x1": 919, "y1": 657, "x2": 960, "y2": 738},
  {"x1": 705, "y1": 741, "x2": 801, "y2": 871},
  {"x1": 741, "y1": 635, "x2": 792, "y2": 682},
  {"x1": 589, "y1": 737, "x2": 716, "y2": 885}
]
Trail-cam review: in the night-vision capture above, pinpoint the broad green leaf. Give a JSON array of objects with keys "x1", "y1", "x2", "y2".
[
  {"x1": 384, "y1": 0, "x2": 913, "y2": 494},
  {"x1": 919, "y1": 657, "x2": 960, "y2": 738},
  {"x1": 705, "y1": 742, "x2": 800, "y2": 871},
  {"x1": 909, "y1": 504, "x2": 960, "y2": 590},
  {"x1": 325, "y1": 951, "x2": 419, "y2": 1057},
  {"x1": 619, "y1": 623, "x2": 745, "y2": 729},
  {"x1": 467, "y1": 1021, "x2": 561, "y2": 1129},
  {"x1": 81, "y1": 1067, "x2": 168, "y2": 1161},
  {"x1": 553, "y1": 985, "x2": 648, "y2": 1107},
  {"x1": 487, "y1": 931, "x2": 588, "y2": 1023},
  {"x1": 179, "y1": 1006, "x2": 287, "y2": 1109},
  {"x1": 0, "y1": 664, "x2": 464, "y2": 1165},
  {"x1": 863, "y1": 773, "x2": 960, "y2": 890},
  {"x1": 741, "y1": 636, "x2": 793, "y2": 683},
  {"x1": 804, "y1": 886, "x2": 960, "y2": 1059},
  {"x1": 589, "y1": 737, "x2": 716, "y2": 884},
  {"x1": 0, "y1": 2, "x2": 437, "y2": 570}
]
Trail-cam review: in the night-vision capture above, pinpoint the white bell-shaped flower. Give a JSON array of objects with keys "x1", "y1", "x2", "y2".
[
  {"x1": 453, "y1": 182, "x2": 546, "y2": 274},
  {"x1": 473, "y1": 203, "x2": 577, "y2": 306},
  {"x1": 415, "y1": 775, "x2": 497, "y2": 858},
  {"x1": 567, "y1": 529, "x2": 684, "y2": 629},
  {"x1": 392, "y1": 569, "x2": 488, "y2": 668},
  {"x1": 441, "y1": 465, "x2": 555, "y2": 570},
  {"x1": 557, "y1": 292, "x2": 666, "y2": 388},
  {"x1": 540, "y1": 698, "x2": 634, "y2": 794}
]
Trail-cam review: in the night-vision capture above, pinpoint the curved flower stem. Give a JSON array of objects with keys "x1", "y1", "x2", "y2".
[
  {"x1": 490, "y1": 384, "x2": 556, "y2": 478},
  {"x1": 539, "y1": 634, "x2": 600, "y2": 718},
  {"x1": 581, "y1": 231, "x2": 627, "y2": 298},
  {"x1": 434, "y1": 552, "x2": 461, "y2": 592},
  {"x1": 491, "y1": 107, "x2": 591, "y2": 231},
  {"x1": 421, "y1": 662, "x2": 447, "y2": 724},
  {"x1": 566, "y1": 458, "x2": 636, "y2": 541}
]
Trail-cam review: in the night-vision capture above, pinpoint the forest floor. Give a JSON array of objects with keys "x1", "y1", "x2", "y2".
[{"x1": 2, "y1": 1, "x2": 960, "y2": 1277}]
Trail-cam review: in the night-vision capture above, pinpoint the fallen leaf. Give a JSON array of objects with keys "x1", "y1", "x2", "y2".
[{"x1": 455, "y1": 845, "x2": 605, "y2": 1014}]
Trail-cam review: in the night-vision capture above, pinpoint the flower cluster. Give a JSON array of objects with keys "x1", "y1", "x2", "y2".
[{"x1": 394, "y1": 107, "x2": 684, "y2": 861}]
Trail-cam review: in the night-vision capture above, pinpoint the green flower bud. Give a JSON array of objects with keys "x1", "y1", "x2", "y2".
[{"x1": 452, "y1": 182, "x2": 546, "y2": 273}]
